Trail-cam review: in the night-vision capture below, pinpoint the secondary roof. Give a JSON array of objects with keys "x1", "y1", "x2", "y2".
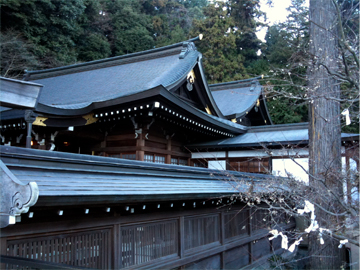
[
  {"x1": 188, "y1": 123, "x2": 359, "y2": 149},
  {"x1": 0, "y1": 145, "x2": 288, "y2": 207},
  {"x1": 210, "y1": 78, "x2": 273, "y2": 125}
]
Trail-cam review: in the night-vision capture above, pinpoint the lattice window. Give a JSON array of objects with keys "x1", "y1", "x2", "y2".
[
  {"x1": 192, "y1": 161, "x2": 207, "y2": 168},
  {"x1": 184, "y1": 215, "x2": 219, "y2": 250},
  {"x1": 6, "y1": 229, "x2": 111, "y2": 269},
  {"x1": 224, "y1": 210, "x2": 249, "y2": 240},
  {"x1": 171, "y1": 158, "x2": 188, "y2": 166},
  {"x1": 229, "y1": 158, "x2": 269, "y2": 174},
  {"x1": 121, "y1": 153, "x2": 136, "y2": 160},
  {"x1": 144, "y1": 154, "x2": 165, "y2": 164},
  {"x1": 252, "y1": 209, "x2": 269, "y2": 231},
  {"x1": 154, "y1": 155, "x2": 165, "y2": 164},
  {"x1": 121, "y1": 220, "x2": 178, "y2": 267},
  {"x1": 107, "y1": 152, "x2": 136, "y2": 160},
  {"x1": 179, "y1": 159, "x2": 187, "y2": 166},
  {"x1": 144, "y1": 154, "x2": 153, "y2": 162}
]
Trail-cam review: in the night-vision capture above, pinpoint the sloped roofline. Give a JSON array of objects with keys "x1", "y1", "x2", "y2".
[
  {"x1": 196, "y1": 55, "x2": 224, "y2": 118},
  {"x1": 247, "y1": 122, "x2": 308, "y2": 132},
  {"x1": 209, "y1": 77, "x2": 273, "y2": 125},
  {"x1": 209, "y1": 76, "x2": 263, "y2": 89},
  {"x1": 0, "y1": 145, "x2": 288, "y2": 206},
  {"x1": 24, "y1": 36, "x2": 203, "y2": 80},
  {"x1": 187, "y1": 122, "x2": 359, "y2": 149},
  {"x1": 21, "y1": 36, "x2": 225, "y2": 121}
]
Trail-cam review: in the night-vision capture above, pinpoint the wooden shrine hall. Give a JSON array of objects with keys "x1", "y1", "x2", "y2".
[{"x1": 0, "y1": 37, "x2": 355, "y2": 269}]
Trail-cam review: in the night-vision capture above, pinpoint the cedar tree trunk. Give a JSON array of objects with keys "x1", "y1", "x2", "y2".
[{"x1": 308, "y1": 0, "x2": 344, "y2": 268}]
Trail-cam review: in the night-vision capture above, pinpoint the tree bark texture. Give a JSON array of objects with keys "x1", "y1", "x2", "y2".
[{"x1": 308, "y1": 0, "x2": 344, "y2": 268}]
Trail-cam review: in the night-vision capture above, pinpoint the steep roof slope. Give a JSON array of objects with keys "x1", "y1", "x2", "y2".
[
  {"x1": 23, "y1": 38, "x2": 222, "y2": 118},
  {"x1": 210, "y1": 78, "x2": 273, "y2": 126},
  {"x1": 211, "y1": 78, "x2": 262, "y2": 117}
]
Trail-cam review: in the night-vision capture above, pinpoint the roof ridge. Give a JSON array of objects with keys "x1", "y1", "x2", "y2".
[
  {"x1": 25, "y1": 37, "x2": 202, "y2": 81},
  {"x1": 248, "y1": 122, "x2": 309, "y2": 132},
  {"x1": 209, "y1": 77, "x2": 262, "y2": 88}
]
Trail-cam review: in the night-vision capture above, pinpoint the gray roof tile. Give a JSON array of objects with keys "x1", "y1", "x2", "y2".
[
  {"x1": 31, "y1": 52, "x2": 199, "y2": 109},
  {"x1": 210, "y1": 79, "x2": 262, "y2": 117},
  {"x1": 189, "y1": 123, "x2": 359, "y2": 148},
  {"x1": 1, "y1": 146, "x2": 289, "y2": 205}
]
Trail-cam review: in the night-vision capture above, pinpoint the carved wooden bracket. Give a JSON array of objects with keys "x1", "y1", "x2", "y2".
[{"x1": 0, "y1": 160, "x2": 39, "y2": 228}]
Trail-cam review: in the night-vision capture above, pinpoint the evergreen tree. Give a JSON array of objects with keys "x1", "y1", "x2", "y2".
[
  {"x1": 261, "y1": 0, "x2": 309, "y2": 124},
  {"x1": 228, "y1": 0, "x2": 264, "y2": 67},
  {"x1": 107, "y1": 0, "x2": 154, "y2": 55},
  {"x1": 76, "y1": 0, "x2": 112, "y2": 62},
  {"x1": 190, "y1": 1, "x2": 248, "y2": 83},
  {"x1": 142, "y1": 0, "x2": 206, "y2": 47},
  {"x1": 1, "y1": 0, "x2": 87, "y2": 66}
]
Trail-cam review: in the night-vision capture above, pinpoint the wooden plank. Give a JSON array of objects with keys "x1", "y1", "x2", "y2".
[
  {"x1": 90, "y1": 146, "x2": 191, "y2": 158},
  {"x1": 106, "y1": 134, "x2": 137, "y2": 141},
  {"x1": 0, "y1": 254, "x2": 96, "y2": 270},
  {"x1": 220, "y1": 212, "x2": 225, "y2": 245},
  {"x1": 113, "y1": 225, "x2": 119, "y2": 269}
]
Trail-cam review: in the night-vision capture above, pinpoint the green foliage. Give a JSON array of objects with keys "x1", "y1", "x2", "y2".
[
  {"x1": 77, "y1": 33, "x2": 111, "y2": 61},
  {"x1": 268, "y1": 254, "x2": 294, "y2": 269},
  {"x1": 260, "y1": 0, "x2": 309, "y2": 124},
  {"x1": 267, "y1": 97, "x2": 307, "y2": 124},
  {"x1": 229, "y1": 0, "x2": 264, "y2": 67},
  {"x1": 0, "y1": 0, "x2": 210, "y2": 73},
  {"x1": 108, "y1": 0, "x2": 154, "y2": 55},
  {"x1": 190, "y1": 2, "x2": 248, "y2": 83},
  {"x1": 142, "y1": 0, "x2": 206, "y2": 48},
  {"x1": 1, "y1": 0, "x2": 86, "y2": 66},
  {"x1": 263, "y1": 26, "x2": 293, "y2": 66}
]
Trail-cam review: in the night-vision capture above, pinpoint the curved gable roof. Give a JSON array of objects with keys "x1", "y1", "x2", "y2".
[
  {"x1": 26, "y1": 42, "x2": 201, "y2": 113},
  {"x1": 210, "y1": 78, "x2": 262, "y2": 117}
]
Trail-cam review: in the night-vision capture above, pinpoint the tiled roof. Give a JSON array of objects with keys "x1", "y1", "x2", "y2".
[
  {"x1": 27, "y1": 44, "x2": 200, "y2": 111},
  {"x1": 210, "y1": 78, "x2": 262, "y2": 117},
  {"x1": 188, "y1": 123, "x2": 359, "y2": 148},
  {"x1": 1, "y1": 146, "x2": 288, "y2": 206}
]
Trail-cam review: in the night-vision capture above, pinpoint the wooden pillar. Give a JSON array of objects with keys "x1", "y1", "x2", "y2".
[
  {"x1": 24, "y1": 110, "x2": 37, "y2": 148},
  {"x1": 225, "y1": 151, "x2": 229, "y2": 170},
  {"x1": 220, "y1": 212, "x2": 225, "y2": 269},
  {"x1": 0, "y1": 236, "x2": 7, "y2": 270},
  {"x1": 136, "y1": 132, "x2": 145, "y2": 162},
  {"x1": 113, "y1": 225, "x2": 120, "y2": 269},
  {"x1": 179, "y1": 216, "x2": 184, "y2": 258},
  {"x1": 166, "y1": 136, "x2": 171, "y2": 164}
]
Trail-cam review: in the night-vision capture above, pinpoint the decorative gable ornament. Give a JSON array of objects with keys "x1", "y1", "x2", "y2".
[{"x1": 179, "y1": 42, "x2": 197, "y2": 59}]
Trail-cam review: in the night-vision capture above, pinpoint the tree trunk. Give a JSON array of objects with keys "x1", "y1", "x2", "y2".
[{"x1": 308, "y1": 0, "x2": 344, "y2": 268}]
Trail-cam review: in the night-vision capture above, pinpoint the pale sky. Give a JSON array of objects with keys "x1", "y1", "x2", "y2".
[{"x1": 257, "y1": 0, "x2": 309, "y2": 41}]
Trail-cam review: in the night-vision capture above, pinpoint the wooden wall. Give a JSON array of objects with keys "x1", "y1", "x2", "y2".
[
  {"x1": 91, "y1": 122, "x2": 191, "y2": 164},
  {"x1": 0, "y1": 203, "x2": 295, "y2": 269}
]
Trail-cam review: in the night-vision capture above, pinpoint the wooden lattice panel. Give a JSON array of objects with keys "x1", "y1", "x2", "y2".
[
  {"x1": 6, "y1": 229, "x2": 111, "y2": 269},
  {"x1": 224, "y1": 210, "x2": 249, "y2": 240},
  {"x1": 184, "y1": 215, "x2": 219, "y2": 250},
  {"x1": 121, "y1": 220, "x2": 178, "y2": 267}
]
